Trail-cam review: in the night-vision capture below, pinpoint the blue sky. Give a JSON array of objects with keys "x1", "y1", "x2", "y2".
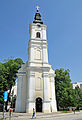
[{"x1": 0, "y1": 0, "x2": 82, "y2": 83}]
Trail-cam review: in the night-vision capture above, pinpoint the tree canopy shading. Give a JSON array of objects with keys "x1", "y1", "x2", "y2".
[
  {"x1": 55, "y1": 68, "x2": 82, "y2": 110},
  {"x1": 0, "y1": 58, "x2": 24, "y2": 104}
]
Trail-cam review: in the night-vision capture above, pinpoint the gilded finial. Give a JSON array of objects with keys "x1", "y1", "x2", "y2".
[{"x1": 36, "y1": 6, "x2": 40, "y2": 11}]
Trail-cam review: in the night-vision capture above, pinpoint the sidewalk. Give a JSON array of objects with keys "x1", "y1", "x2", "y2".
[{"x1": 0, "y1": 111, "x2": 82, "y2": 120}]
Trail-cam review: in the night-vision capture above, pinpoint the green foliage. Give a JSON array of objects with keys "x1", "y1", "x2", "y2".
[
  {"x1": 11, "y1": 95, "x2": 16, "y2": 108},
  {"x1": 74, "y1": 86, "x2": 82, "y2": 108},
  {"x1": 55, "y1": 68, "x2": 77, "y2": 110},
  {"x1": 0, "y1": 58, "x2": 24, "y2": 105},
  {"x1": 0, "y1": 118, "x2": 5, "y2": 120},
  {"x1": 0, "y1": 64, "x2": 8, "y2": 104}
]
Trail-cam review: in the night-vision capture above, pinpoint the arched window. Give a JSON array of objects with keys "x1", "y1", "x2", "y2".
[{"x1": 36, "y1": 32, "x2": 40, "y2": 38}]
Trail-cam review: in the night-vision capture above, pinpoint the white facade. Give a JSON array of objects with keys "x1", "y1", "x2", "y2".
[
  {"x1": 15, "y1": 8, "x2": 57, "y2": 113},
  {"x1": 72, "y1": 82, "x2": 82, "y2": 90},
  {"x1": 11, "y1": 83, "x2": 17, "y2": 97}
]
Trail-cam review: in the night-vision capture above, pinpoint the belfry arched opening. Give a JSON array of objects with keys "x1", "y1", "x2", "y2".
[{"x1": 36, "y1": 97, "x2": 42, "y2": 112}]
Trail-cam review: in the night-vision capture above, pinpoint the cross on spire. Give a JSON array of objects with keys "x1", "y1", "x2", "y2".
[
  {"x1": 33, "y1": 6, "x2": 43, "y2": 24},
  {"x1": 36, "y1": 6, "x2": 40, "y2": 11}
]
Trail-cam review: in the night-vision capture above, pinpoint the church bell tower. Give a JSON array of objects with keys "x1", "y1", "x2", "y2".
[{"x1": 15, "y1": 7, "x2": 57, "y2": 113}]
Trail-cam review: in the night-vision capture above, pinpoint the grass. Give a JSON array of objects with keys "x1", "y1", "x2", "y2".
[
  {"x1": 60, "y1": 110, "x2": 82, "y2": 113},
  {"x1": 75, "y1": 110, "x2": 80, "y2": 112},
  {"x1": 61, "y1": 111, "x2": 72, "y2": 113},
  {"x1": 60, "y1": 110, "x2": 72, "y2": 113},
  {"x1": 0, "y1": 118, "x2": 6, "y2": 120}
]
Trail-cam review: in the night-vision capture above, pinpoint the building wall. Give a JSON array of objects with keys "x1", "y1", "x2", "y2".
[
  {"x1": 80, "y1": 84, "x2": 82, "y2": 89},
  {"x1": 21, "y1": 75, "x2": 27, "y2": 112},
  {"x1": 72, "y1": 82, "x2": 82, "y2": 90},
  {"x1": 35, "y1": 72, "x2": 43, "y2": 99},
  {"x1": 11, "y1": 83, "x2": 17, "y2": 97}
]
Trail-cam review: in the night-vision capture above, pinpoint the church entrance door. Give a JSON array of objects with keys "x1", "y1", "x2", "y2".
[{"x1": 36, "y1": 97, "x2": 42, "y2": 112}]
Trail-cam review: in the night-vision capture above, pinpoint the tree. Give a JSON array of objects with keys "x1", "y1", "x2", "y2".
[
  {"x1": 55, "y1": 68, "x2": 77, "y2": 110},
  {"x1": 0, "y1": 58, "x2": 24, "y2": 106},
  {"x1": 0, "y1": 64, "x2": 8, "y2": 104},
  {"x1": 74, "y1": 86, "x2": 82, "y2": 109}
]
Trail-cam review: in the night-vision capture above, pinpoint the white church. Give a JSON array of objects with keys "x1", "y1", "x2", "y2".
[{"x1": 15, "y1": 7, "x2": 57, "y2": 113}]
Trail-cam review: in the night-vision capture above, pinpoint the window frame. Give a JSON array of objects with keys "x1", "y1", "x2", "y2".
[{"x1": 36, "y1": 32, "x2": 40, "y2": 38}]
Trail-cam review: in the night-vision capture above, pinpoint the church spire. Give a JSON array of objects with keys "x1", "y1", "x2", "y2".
[{"x1": 33, "y1": 6, "x2": 43, "y2": 24}]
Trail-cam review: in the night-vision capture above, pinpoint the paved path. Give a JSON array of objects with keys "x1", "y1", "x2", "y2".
[{"x1": 0, "y1": 111, "x2": 82, "y2": 120}]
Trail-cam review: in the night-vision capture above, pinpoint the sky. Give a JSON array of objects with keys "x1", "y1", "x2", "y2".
[{"x1": 0, "y1": 0, "x2": 82, "y2": 83}]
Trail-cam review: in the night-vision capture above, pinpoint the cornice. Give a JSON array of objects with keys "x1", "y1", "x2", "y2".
[
  {"x1": 30, "y1": 23, "x2": 47, "y2": 28},
  {"x1": 29, "y1": 38, "x2": 47, "y2": 41},
  {"x1": 17, "y1": 71, "x2": 26, "y2": 76},
  {"x1": 26, "y1": 66, "x2": 50, "y2": 72}
]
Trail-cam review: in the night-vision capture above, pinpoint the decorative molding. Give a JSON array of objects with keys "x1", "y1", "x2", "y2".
[
  {"x1": 43, "y1": 100, "x2": 51, "y2": 103},
  {"x1": 30, "y1": 23, "x2": 47, "y2": 28},
  {"x1": 35, "y1": 28, "x2": 41, "y2": 31},
  {"x1": 28, "y1": 61, "x2": 48, "y2": 64},
  {"x1": 42, "y1": 73, "x2": 49, "y2": 77},
  {"x1": 29, "y1": 42, "x2": 48, "y2": 47},
  {"x1": 28, "y1": 72, "x2": 35, "y2": 77},
  {"x1": 35, "y1": 96, "x2": 43, "y2": 101},
  {"x1": 29, "y1": 45, "x2": 48, "y2": 49},
  {"x1": 17, "y1": 71, "x2": 26, "y2": 76},
  {"x1": 34, "y1": 47, "x2": 42, "y2": 60},
  {"x1": 35, "y1": 88, "x2": 43, "y2": 91},
  {"x1": 49, "y1": 73, "x2": 55, "y2": 77},
  {"x1": 35, "y1": 77, "x2": 42, "y2": 90},
  {"x1": 29, "y1": 38, "x2": 47, "y2": 41},
  {"x1": 27, "y1": 99, "x2": 35, "y2": 103},
  {"x1": 41, "y1": 27, "x2": 46, "y2": 30},
  {"x1": 26, "y1": 66, "x2": 50, "y2": 73}
]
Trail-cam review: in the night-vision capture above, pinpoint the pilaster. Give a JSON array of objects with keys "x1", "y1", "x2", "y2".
[
  {"x1": 42, "y1": 72, "x2": 50, "y2": 113},
  {"x1": 50, "y1": 73, "x2": 57, "y2": 112},
  {"x1": 26, "y1": 72, "x2": 35, "y2": 113},
  {"x1": 15, "y1": 76, "x2": 23, "y2": 112}
]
